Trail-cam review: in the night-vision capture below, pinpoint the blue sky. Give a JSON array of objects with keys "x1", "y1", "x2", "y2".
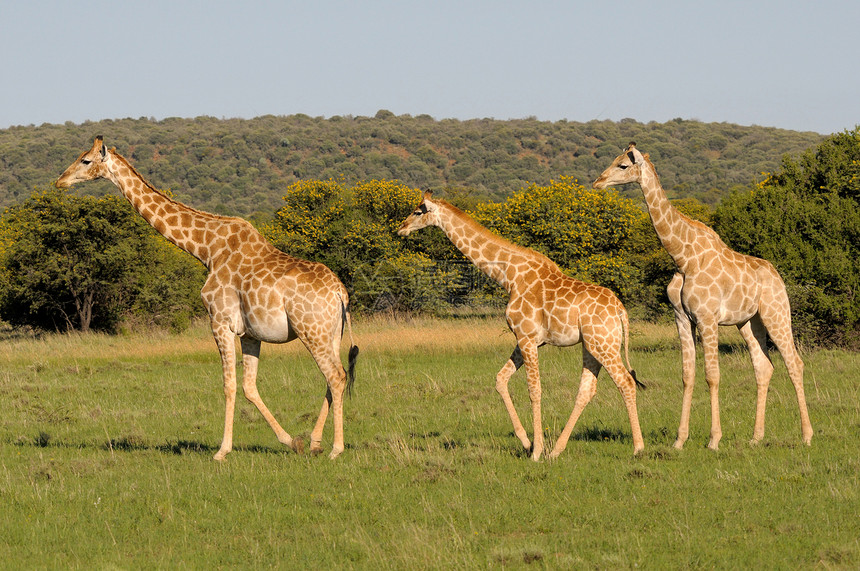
[{"x1": 2, "y1": 0, "x2": 858, "y2": 134}]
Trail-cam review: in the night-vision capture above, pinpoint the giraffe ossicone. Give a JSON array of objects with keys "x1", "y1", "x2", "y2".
[
  {"x1": 58, "y1": 136, "x2": 359, "y2": 461},
  {"x1": 398, "y1": 190, "x2": 645, "y2": 460},
  {"x1": 594, "y1": 143, "x2": 812, "y2": 449}
]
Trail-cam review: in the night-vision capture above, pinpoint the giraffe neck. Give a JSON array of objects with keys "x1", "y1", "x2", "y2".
[
  {"x1": 637, "y1": 159, "x2": 699, "y2": 270},
  {"x1": 434, "y1": 203, "x2": 532, "y2": 292},
  {"x1": 105, "y1": 151, "x2": 222, "y2": 267}
]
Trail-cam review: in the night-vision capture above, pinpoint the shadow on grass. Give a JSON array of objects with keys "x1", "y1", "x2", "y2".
[
  {"x1": 116, "y1": 438, "x2": 291, "y2": 456},
  {"x1": 408, "y1": 430, "x2": 462, "y2": 451},
  {"x1": 14, "y1": 431, "x2": 292, "y2": 457},
  {"x1": 634, "y1": 337, "x2": 752, "y2": 356},
  {"x1": 572, "y1": 425, "x2": 631, "y2": 443},
  {"x1": 501, "y1": 425, "x2": 634, "y2": 457},
  {"x1": 0, "y1": 323, "x2": 44, "y2": 342}
]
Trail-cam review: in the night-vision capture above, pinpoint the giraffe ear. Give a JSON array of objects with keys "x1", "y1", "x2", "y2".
[
  {"x1": 92, "y1": 135, "x2": 104, "y2": 156},
  {"x1": 627, "y1": 150, "x2": 636, "y2": 164}
]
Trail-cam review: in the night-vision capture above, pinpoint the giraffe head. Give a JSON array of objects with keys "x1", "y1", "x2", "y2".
[
  {"x1": 397, "y1": 190, "x2": 440, "y2": 237},
  {"x1": 57, "y1": 136, "x2": 113, "y2": 188},
  {"x1": 593, "y1": 142, "x2": 648, "y2": 189}
]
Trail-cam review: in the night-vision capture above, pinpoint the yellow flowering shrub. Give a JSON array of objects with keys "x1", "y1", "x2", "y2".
[
  {"x1": 265, "y1": 179, "x2": 347, "y2": 259},
  {"x1": 352, "y1": 180, "x2": 421, "y2": 230},
  {"x1": 473, "y1": 177, "x2": 641, "y2": 298}
]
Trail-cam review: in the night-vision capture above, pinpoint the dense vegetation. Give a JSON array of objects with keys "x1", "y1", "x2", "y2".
[
  {"x1": 714, "y1": 129, "x2": 860, "y2": 347},
  {"x1": 0, "y1": 117, "x2": 856, "y2": 347},
  {"x1": 261, "y1": 177, "x2": 665, "y2": 314},
  {"x1": 0, "y1": 188, "x2": 204, "y2": 333},
  {"x1": 0, "y1": 114, "x2": 823, "y2": 217}
]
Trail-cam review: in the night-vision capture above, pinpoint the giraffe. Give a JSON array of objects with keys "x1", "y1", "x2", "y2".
[
  {"x1": 398, "y1": 191, "x2": 645, "y2": 460},
  {"x1": 594, "y1": 143, "x2": 813, "y2": 450},
  {"x1": 57, "y1": 136, "x2": 359, "y2": 460}
]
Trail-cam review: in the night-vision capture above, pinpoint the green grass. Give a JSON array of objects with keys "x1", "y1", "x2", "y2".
[{"x1": 1, "y1": 318, "x2": 858, "y2": 569}]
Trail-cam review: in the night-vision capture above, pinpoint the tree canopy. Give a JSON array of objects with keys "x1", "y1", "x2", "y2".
[
  {"x1": 714, "y1": 128, "x2": 860, "y2": 347},
  {"x1": 0, "y1": 187, "x2": 206, "y2": 332},
  {"x1": 0, "y1": 115, "x2": 823, "y2": 218}
]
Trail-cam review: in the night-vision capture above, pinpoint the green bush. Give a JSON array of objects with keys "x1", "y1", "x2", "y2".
[
  {"x1": 713, "y1": 128, "x2": 860, "y2": 347},
  {"x1": 0, "y1": 187, "x2": 206, "y2": 333},
  {"x1": 263, "y1": 179, "x2": 462, "y2": 313}
]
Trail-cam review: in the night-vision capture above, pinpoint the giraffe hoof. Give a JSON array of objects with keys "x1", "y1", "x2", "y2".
[
  {"x1": 213, "y1": 452, "x2": 228, "y2": 462},
  {"x1": 672, "y1": 440, "x2": 685, "y2": 450},
  {"x1": 290, "y1": 437, "x2": 305, "y2": 454}
]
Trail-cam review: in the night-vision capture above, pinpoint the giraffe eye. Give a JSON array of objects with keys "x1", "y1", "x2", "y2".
[
  {"x1": 81, "y1": 159, "x2": 92, "y2": 165},
  {"x1": 619, "y1": 164, "x2": 629, "y2": 170}
]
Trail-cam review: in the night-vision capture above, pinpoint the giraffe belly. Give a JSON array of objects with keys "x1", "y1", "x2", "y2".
[
  {"x1": 717, "y1": 281, "x2": 760, "y2": 325},
  {"x1": 682, "y1": 277, "x2": 758, "y2": 326},
  {"x1": 545, "y1": 324, "x2": 582, "y2": 347},
  {"x1": 717, "y1": 300, "x2": 757, "y2": 326},
  {"x1": 241, "y1": 307, "x2": 296, "y2": 344}
]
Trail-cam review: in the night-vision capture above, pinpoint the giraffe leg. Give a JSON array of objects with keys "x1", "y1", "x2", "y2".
[
  {"x1": 698, "y1": 318, "x2": 722, "y2": 450},
  {"x1": 518, "y1": 338, "x2": 543, "y2": 461},
  {"x1": 760, "y1": 308, "x2": 813, "y2": 445},
  {"x1": 212, "y1": 323, "x2": 238, "y2": 461},
  {"x1": 239, "y1": 337, "x2": 297, "y2": 452},
  {"x1": 309, "y1": 387, "x2": 331, "y2": 455},
  {"x1": 326, "y1": 365, "x2": 348, "y2": 460},
  {"x1": 602, "y1": 353, "x2": 645, "y2": 455},
  {"x1": 737, "y1": 317, "x2": 773, "y2": 445},
  {"x1": 307, "y1": 343, "x2": 348, "y2": 460},
  {"x1": 668, "y1": 275, "x2": 697, "y2": 450},
  {"x1": 495, "y1": 346, "x2": 530, "y2": 452},
  {"x1": 548, "y1": 350, "x2": 600, "y2": 459}
]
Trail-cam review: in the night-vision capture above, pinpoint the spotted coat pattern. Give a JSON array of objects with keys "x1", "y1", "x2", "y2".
[
  {"x1": 398, "y1": 192, "x2": 645, "y2": 460},
  {"x1": 58, "y1": 137, "x2": 358, "y2": 460},
  {"x1": 594, "y1": 143, "x2": 812, "y2": 449}
]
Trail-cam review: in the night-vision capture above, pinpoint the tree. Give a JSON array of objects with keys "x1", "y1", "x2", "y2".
[
  {"x1": 472, "y1": 177, "x2": 642, "y2": 300},
  {"x1": 263, "y1": 179, "x2": 462, "y2": 313},
  {"x1": 0, "y1": 187, "x2": 206, "y2": 332}
]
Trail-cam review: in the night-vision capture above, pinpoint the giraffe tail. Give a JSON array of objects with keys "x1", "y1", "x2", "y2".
[
  {"x1": 620, "y1": 306, "x2": 646, "y2": 390},
  {"x1": 341, "y1": 297, "x2": 359, "y2": 397}
]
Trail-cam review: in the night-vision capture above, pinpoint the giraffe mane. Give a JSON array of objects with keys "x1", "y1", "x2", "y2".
[
  {"x1": 110, "y1": 150, "x2": 228, "y2": 222},
  {"x1": 435, "y1": 199, "x2": 559, "y2": 269},
  {"x1": 640, "y1": 153, "x2": 660, "y2": 182},
  {"x1": 637, "y1": 153, "x2": 726, "y2": 244}
]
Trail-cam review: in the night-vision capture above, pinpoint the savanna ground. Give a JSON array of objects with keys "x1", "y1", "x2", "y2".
[{"x1": 1, "y1": 316, "x2": 858, "y2": 569}]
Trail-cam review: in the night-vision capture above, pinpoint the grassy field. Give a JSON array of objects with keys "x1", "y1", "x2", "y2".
[{"x1": 1, "y1": 317, "x2": 858, "y2": 569}]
